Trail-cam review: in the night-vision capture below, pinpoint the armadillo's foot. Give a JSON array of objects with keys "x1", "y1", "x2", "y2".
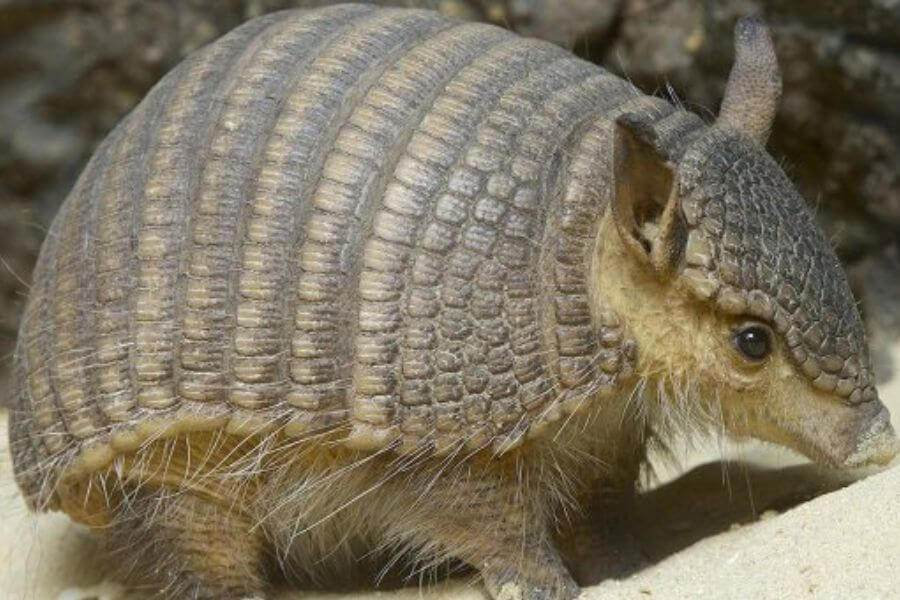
[
  {"x1": 102, "y1": 485, "x2": 269, "y2": 599},
  {"x1": 396, "y1": 470, "x2": 579, "y2": 600},
  {"x1": 482, "y1": 548, "x2": 580, "y2": 600}
]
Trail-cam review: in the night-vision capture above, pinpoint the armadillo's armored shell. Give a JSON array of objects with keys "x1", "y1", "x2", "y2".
[{"x1": 9, "y1": 5, "x2": 672, "y2": 507}]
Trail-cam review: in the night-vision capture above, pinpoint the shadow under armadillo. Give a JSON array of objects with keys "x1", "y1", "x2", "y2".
[{"x1": 263, "y1": 458, "x2": 863, "y2": 596}]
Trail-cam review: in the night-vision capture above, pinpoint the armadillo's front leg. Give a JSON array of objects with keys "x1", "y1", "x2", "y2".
[
  {"x1": 482, "y1": 542, "x2": 579, "y2": 600},
  {"x1": 399, "y1": 472, "x2": 579, "y2": 600},
  {"x1": 104, "y1": 484, "x2": 269, "y2": 599}
]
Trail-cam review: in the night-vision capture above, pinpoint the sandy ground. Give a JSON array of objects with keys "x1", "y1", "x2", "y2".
[{"x1": 3, "y1": 342, "x2": 900, "y2": 599}]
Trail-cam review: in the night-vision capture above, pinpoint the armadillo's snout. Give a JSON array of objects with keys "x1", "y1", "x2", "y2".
[
  {"x1": 841, "y1": 400, "x2": 899, "y2": 468},
  {"x1": 759, "y1": 377, "x2": 900, "y2": 470}
]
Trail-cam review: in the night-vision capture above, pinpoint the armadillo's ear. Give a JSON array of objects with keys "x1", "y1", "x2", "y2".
[
  {"x1": 612, "y1": 115, "x2": 686, "y2": 278},
  {"x1": 717, "y1": 16, "x2": 781, "y2": 145}
]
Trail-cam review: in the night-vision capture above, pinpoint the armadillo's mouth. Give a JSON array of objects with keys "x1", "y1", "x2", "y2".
[{"x1": 836, "y1": 401, "x2": 899, "y2": 468}]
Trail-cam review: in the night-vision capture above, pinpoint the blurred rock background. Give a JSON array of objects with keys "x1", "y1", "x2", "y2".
[{"x1": 0, "y1": 0, "x2": 898, "y2": 399}]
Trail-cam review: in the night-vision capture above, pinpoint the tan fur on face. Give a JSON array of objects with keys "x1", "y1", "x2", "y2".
[
  {"x1": 591, "y1": 213, "x2": 739, "y2": 429},
  {"x1": 590, "y1": 212, "x2": 897, "y2": 467}
]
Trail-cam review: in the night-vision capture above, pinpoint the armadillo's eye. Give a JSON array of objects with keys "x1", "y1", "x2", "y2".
[{"x1": 734, "y1": 324, "x2": 771, "y2": 361}]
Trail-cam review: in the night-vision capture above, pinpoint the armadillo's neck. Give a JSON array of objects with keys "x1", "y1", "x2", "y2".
[
  {"x1": 587, "y1": 200, "x2": 731, "y2": 442},
  {"x1": 527, "y1": 103, "x2": 708, "y2": 428},
  {"x1": 589, "y1": 212, "x2": 689, "y2": 377}
]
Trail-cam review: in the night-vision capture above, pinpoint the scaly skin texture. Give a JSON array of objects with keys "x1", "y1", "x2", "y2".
[
  {"x1": 10, "y1": 4, "x2": 652, "y2": 505},
  {"x1": 676, "y1": 129, "x2": 876, "y2": 402},
  {"x1": 7, "y1": 6, "x2": 897, "y2": 600}
]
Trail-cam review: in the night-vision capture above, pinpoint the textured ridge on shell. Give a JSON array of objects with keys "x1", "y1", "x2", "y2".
[{"x1": 8, "y1": 6, "x2": 680, "y2": 507}]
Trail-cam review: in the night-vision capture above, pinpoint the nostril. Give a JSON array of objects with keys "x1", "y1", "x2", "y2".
[{"x1": 843, "y1": 402, "x2": 898, "y2": 468}]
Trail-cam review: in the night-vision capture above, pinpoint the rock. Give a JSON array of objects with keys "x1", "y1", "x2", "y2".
[
  {"x1": 0, "y1": 194, "x2": 42, "y2": 400},
  {"x1": 852, "y1": 243, "x2": 900, "y2": 383},
  {"x1": 484, "y1": 0, "x2": 622, "y2": 47}
]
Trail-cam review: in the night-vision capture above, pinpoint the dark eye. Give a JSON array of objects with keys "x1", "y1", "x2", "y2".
[{"x1": 734, "y1": 324, "x2": 771, "y2": 361}]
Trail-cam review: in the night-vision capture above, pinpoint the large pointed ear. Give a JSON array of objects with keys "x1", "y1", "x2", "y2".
[
  {"x1": 612, "y1": 115, "x2": 687, "y2": 277},
  {"x1": 717, "y1": 16, "x2": 781, "y2": 145}
]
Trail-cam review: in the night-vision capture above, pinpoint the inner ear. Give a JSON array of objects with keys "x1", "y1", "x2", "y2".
[{"x1": 612, "y1": 115, "x2": 685, "y2": 277}]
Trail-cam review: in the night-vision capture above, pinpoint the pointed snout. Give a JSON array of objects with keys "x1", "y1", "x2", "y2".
[
  {"x1": 745, "y1": 377, "x2": 900, "y2": 469},
  {"x1": 790, "y1": 396, "x2": 899, "y2": 469}
]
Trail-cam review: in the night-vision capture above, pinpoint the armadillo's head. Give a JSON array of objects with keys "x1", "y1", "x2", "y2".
[{"x1": 597, "y1": 17, "x2": 898, "y2": 468}]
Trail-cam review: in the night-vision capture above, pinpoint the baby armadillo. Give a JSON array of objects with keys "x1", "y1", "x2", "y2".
[{"x1": 8, "y1": 4, "x2": 898, "y2": 599}]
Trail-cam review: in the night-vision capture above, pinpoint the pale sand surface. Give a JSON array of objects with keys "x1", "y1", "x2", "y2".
[{"x1": 3, "y1": 342, "x2": 899, "y2": 599}]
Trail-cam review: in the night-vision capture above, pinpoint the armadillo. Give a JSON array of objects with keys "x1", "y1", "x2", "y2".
[{"x1": 8, "y1": 5, "x2": 898, "y2": 599}]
